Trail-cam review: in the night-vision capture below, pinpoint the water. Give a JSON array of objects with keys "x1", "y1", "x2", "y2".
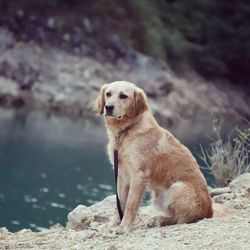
[
  {"x1": 0, "y1": 108, "x2": 114, "y2": 232},
  {"x1": 0, "y1": 108, "x2": 214, "y2": 232}
]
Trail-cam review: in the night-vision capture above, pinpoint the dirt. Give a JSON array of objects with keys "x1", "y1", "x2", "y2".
[
  {"x1": 1, "y1": 209, "x2": 250, "y2": 250},
  {"x1": 1, "y1": 174, "x2": 250, "y2": 250}
]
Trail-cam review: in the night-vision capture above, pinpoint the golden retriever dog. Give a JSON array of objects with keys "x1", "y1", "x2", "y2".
[{"x1": 95, "y1": 81, "x2": 213, "y2": 232}]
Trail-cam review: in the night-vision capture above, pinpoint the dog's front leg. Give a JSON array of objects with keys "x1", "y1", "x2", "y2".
[
  {"x1": 118, "y1": 174, "x2": 146, "y2": 231},
  {"x1": 109, "y1": 174, "x2": 129, "y2": 228}
]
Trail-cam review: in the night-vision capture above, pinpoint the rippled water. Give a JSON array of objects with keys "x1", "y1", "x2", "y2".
[
  {"x1": 0, "y1": 108, "x2": 214, "y2": 232},
  {"x1": 0, "y1": 108, "x2": 113, "y2": 232}
]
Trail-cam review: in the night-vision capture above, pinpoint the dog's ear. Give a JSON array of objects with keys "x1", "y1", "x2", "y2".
[
  {"x1": 94, "y1": 84, "x2": 107, "y2": 115},
  {"x1": 129, "y1": 89, "x2": 148, "y2": 118}
]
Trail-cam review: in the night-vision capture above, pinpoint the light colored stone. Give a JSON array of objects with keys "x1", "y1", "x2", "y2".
[
  {"x1": 212, "y1": 193, "x2": 236, "y2": 203},
  {"x1": 66, "y1": 195, "x2": 115, "y2": 230},
  {"x1": 211, "y1": 173, "x2": 250, "y2": 208},
  {"x1": 0, "y1": 227, "x2": 10, "y2": 240},
  {"x1": 0, "y1": 77, "x2": 18, "y2": 96},
  {"x1": 0, "y1": 28, "x2": 15, "y2": 53},
  {"x1": 210, "y1": 187, "x2": 231, "y2": 197},
  {"x1": 229, "y1": 173, "x2": 250, "y2": 193}
]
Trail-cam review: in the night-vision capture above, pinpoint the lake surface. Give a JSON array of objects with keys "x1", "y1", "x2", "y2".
[{"x1": 0, "y1": 108, "x2": 214, "y2": 232}]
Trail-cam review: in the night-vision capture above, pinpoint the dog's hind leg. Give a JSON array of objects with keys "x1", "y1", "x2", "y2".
[
  {"x1": 147, "y1": 181, "x2": 201, "y2": 227},
  {"x1": 146, "y1": 189, "x2": 177, "y2": 227}
]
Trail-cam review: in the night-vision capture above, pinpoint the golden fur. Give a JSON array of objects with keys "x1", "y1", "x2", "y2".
[{"x1": 95, "y1": 81, "x2": 214, "y2": 232}]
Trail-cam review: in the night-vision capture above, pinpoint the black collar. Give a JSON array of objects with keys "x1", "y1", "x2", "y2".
[{"x1": 114, "y1": 127, "x2": 129, "y2": 150}]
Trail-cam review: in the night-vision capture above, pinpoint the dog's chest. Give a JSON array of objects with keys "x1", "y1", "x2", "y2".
[{"x1": 107, "y1": 135, "x2": 140, "y2": 173}]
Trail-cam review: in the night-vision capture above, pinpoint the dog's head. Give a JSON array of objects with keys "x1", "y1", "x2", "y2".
[{"x1": 95, "y1": 81, "x2": 148, "y2": 120}]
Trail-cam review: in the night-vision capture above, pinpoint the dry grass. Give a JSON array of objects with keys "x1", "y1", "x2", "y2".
[{"x1": 200, "y1": 125, "x2": 250, "y2": 187}]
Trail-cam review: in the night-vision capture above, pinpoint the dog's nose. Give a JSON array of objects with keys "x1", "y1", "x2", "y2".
[{"x1": 105, "y1": 104, "x2": 114, "y2": 113}]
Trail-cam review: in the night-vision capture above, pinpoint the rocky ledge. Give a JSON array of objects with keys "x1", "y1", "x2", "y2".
[{"x1": 1, "y1": 173, "x2": 250, "y2": 250}]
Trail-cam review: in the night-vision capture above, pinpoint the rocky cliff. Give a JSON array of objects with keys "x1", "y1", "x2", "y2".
[{"x1": 0, "y1": 27, "x2": 249, "y2": 144}]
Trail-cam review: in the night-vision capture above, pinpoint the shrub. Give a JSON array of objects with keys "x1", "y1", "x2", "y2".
[{"x1": 200, "y1": 126, "x2": 250, "y2": 187}]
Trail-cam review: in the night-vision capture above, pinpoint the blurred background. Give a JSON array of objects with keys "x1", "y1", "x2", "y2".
[{"x1": 0, "y1": 0, "x2": 249, "y2": 232}]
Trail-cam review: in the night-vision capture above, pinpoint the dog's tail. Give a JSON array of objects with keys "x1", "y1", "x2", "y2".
[{"x1": 212, "y1": 202, "x2": 230, "y2": 217}]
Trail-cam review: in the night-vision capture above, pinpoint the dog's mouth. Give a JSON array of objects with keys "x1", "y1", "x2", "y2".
[{"x1": 105, "y1": 113, "x2": 122, "y2": 119}]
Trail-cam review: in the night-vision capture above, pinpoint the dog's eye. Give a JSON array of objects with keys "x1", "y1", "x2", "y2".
[
  {"x1": 106, "y1": 92, "x2": 111, "y2": 97},
  {"x1": 119, "y1": 94, "x2": 128, "y2": 99}
]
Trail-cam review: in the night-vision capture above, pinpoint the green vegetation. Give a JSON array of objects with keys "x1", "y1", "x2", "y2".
[
  {"x1": 200, "y1": 126, "x2": 250, "y2": 187},
  {"x1": 127, "y1": 0, "x2": 250, "y2": 84},
  {"x1": 3, "y1": 0, "x2": 250, "y2": 84},
  {"x1": 95, "y1": 0, "x2": 249, "y2": 84}
]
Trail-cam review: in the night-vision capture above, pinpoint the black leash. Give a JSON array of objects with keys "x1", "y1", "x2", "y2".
[
  {"x1": 113, "y1": 125, "x2": 135, "y2": 221},
  {"x1": 114, "y1": 148, "x2": 123, "y2": 220}
]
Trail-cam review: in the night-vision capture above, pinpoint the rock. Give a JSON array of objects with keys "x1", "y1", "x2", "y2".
[
  {"x1": 50, "y1": 223, "x2": 64, "y2": 230},
  {"x1": 80, "y1": 44, "x2": 91, "y2": 55},
  {"x1": 63, "y1": 33, "x2": 70, "y2": 42},
  {"x1": 104, "y1": 34, "x2": 126, "y2": 59},
  {"x1": 71, "y1": 27, "x2": 82, "y2": 46},
  {"x1": 16, "y1": 9, "x2": 24, "y2": 18},
  {"x1": 0, "y1": 77, "x2": 19, "y2": 96},
  {"x1": 211, "y1": 173, "x2": 250, "y2": 208},
  {"x1": 0, "y1": 60, "x2": 39, "y2": 90},
  {"x1": 47, "y1": 18, "x2": 55, "y2": 29},
  {"x1": 83, "y1": 18, "x2": 93, "y2": 34},
  {"x1": 210, "y1": 187, "x2": 231, "y2": 197},
  {"x1": 66, "y1": 195, "x2": 115, "y2": 230},
  {"x1": 212, "y1": 193, "x2": 236, "y2": 203},
  {"x1": 229, "y1": 173, "x2": 250, "y2": 193},
  {"x1": 0, "y1": 227, "x2": 10, "y2": 240},
  {"x1": 143, "y1": 74, "x2": 173, "y2": 99},
  {"x1": 17, "y1": 228, "x2": 32, "y2": 235},
  {"x1": 0, "y1": 28, "x2": 15, "y2": 53}
]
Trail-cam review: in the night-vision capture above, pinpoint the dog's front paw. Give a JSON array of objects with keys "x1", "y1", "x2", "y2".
[
  {"x1": 108, "y1": 215, "x2": 121, "y2": 229},
  {"x1": 109, "y1": 225, "x2": 131, "y2": 235}
]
